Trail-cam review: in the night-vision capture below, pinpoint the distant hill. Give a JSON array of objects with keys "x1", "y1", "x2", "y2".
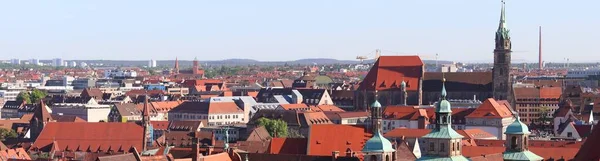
[{"x1": 57, "y1": 58, "x2": 450, "y2": 67}]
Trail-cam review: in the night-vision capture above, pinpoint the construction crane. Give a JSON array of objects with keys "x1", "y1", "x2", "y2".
[
  {"x1": 356, "y1": 49, "x2": 436, "y2": 64},
  {"x1": 356, "y1": 49, "x2": 381, "y2": 63}
]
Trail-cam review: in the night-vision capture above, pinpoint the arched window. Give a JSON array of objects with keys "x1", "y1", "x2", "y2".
[
  {"x1": 523, "y1": 138, "x2": 528, "y2": 149},
  {"x1": 511, "y1": 136, "x2": 518, "y2": 149}
]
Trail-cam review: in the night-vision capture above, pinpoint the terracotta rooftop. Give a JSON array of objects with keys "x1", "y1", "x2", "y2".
[
  {"x1": 307, "y1": 124, "x2": 371, "y2": 156},
  {"x1": 575, "y1": 125, "x2": 600, "y2": 160},
  {"x1": 269, "y1": 138, "x2": 307, "y2": 155},
  {"x1": 466, "y1": 98, "x2": 513, "y2": 119},
  {"x1": 31, "y1": 122, "x2": 143, "y2": 152},
  {"x1": 359, "y1": 56, "x2": 423, "y2": 91}
]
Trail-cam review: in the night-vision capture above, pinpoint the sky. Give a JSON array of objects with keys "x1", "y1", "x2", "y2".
[{"x1": 0, "y1": 0, "x2": 599, "y2": 63}]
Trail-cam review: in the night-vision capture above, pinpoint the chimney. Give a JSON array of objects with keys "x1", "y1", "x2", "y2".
[
  {"x1": 331, "y1": 151, "x2": 340, "y2": 161},
  {"x1": 539, "y1": 26, "x2": 543, "y2": 70}
]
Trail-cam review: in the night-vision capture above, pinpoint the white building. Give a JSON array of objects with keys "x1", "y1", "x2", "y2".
[
  {"x1": 0, "y1": 90, "x2": 21, "y2": 102},
  {"x1": 168, "y1": 101, "x2": 244, "y2": 126},
  {"x1": 29, "y1": 59, "x2": 40, "y2": 66},
  {"x1": 104, "y1": 69, "x2": 138, "y2": 78},
  {"x1": 69, "y1": 61, "x2": 77, "y2": 67},
  {"x1": 79, "y1": 62, "x2": 88, "y2": 68},
  {"x1": 53, "y1": 58, "x2": 64, "y2": 67},
  {"x1": 149, "y1": 59, "x2": 157, "y2": 68},
  {"x1": 63, "y1": 76, "x2": 75, "y2": 86},
  {"x1": 50, "y1": 98, "x2": 112, "y2": 122}
]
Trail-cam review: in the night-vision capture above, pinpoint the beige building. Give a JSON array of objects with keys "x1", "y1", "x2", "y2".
[{"x1": 513, "y1": 86, "x2": 561, "y2": 124}]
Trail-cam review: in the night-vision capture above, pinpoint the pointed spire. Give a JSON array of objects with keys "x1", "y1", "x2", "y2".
[
  {"x1": 497, "y1": 0, "x2": 510, "y2": 39},
  {"x1": 441, "y1": 75, "x2": 447, "y2": 100},
  {"x1": 142, "y1": 95, "x2": 150, "y2": 117},
  {"x1": 499, "y1": 0, "x2": 507, "y2": 30},
  {"x1": 32, "y1": 99, "x2": 52, "y2": 123}
]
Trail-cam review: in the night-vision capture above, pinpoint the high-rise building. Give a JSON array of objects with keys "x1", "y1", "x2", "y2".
[
  {"x1": 53, "y1": 58, "x2": 64, "y2": 67},
  {"x1": 29, "y1": 59, "x2": 40, "y2": 66},
  {"x1": 493, "y1": 0, "x2": 512, "y2": 103},
  {"x1": 69, "y1": 61, "x2": 77, "y2": 67},
  {"x1": 10, "y1": 59, "x2": 20, "y2": 65},
  {"x1": 149, "y1": 59, "x2": 157, "y2": 68}
]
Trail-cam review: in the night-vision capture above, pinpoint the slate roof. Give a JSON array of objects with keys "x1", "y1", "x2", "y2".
[
  {"x1": 169, "y1": 101, "x2": 243, "y2": 114},
  {"x1": 423, "y1": 72, "x2": 492, "y2": 92}
]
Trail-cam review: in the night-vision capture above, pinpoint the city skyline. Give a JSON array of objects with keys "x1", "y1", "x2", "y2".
[{"x1": 1, "y1": 0, "x2": 599, "y2": 62}]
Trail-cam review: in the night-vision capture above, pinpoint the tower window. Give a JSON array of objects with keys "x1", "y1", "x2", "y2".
[
  {"x1": 440, "y1": 143, "x2": 445, "y2": 152},
  {"x1": 429, "y1": 142, "x2": 435, "y2": 152},
  {"x1": 511, "y1": 136, "x2": 518, "y2": 149}
]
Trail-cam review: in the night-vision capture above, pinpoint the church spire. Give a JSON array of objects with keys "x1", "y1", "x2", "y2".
[{"x1": 496, "y1": 0, "x2": 510, "y2": 41}]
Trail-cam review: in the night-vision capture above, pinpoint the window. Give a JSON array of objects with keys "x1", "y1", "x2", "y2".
[
  {"x1": 511, "y1": 136, "x2": 518, "y2": 149},
  {"x1": 567, "y1": 132, "x2": 573, "y2": 137},
  {"x1": 429, "y1": 143, "x2": 435, "y2": 152},
  {"x1": 440, "y1": 143, "x2": 445, "y2": 152}
]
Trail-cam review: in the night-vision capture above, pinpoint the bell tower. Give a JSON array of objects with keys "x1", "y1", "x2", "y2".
[{"x1": 493, "y1": 0, "x2": 512, "y2": 102}]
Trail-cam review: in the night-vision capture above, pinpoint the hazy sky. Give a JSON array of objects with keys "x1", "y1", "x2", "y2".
[{"x1": 0, "y1": 1, "x2": 598, "y2": 63}]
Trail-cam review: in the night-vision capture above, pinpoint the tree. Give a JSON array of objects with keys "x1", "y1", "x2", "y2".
[
  {"x1": 30, "y1": 89, "x2": 47, "y2": 103},
  {"x1": 0, "y1": 128, "x2": 17, "y2": 141},
  {"x1": 16, "y1": 92, "x2": 31, "y2": 103},
  {"x1": 256, "y1": 117, "x2": 288, "y2": 138}
]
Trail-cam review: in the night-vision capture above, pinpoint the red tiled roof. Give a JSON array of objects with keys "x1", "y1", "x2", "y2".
[
  {"x1": 461, "y1": 146, "x2": 504, "y2": 158},
  {"x1": 312, "y1": 105, "x2": 345, "y2": 112},
  {"x1": 359, "y1": 56, "x2": 423, "y2": 91},
  {"x1": 575, "y1": 125, "x2": 600, "y2": 161},
  {"x1": 466, "y1": 98, "x2": 513, "y2": 118},
  {"x1": 528, "y1": 147, "x2": 579, "y2": 160},
  {"x1": 307, "y1": 124, "x2": 371, "y2": 156},
  {"x1": 268, "y1": 138, "x2": 307, "y2": 155},
  {"x1": 0, "y1": 148, "x2": 30, "y2": 161},
  {"x1": 457, "y1": 129, "x2": 496, "y2": 140},
  {"x1": 151, "y1": 121, "x2": 169, "y2": 130},
  {"x1": 32, "y1": 122, "x2": 143, "y2": 152},
  {"x1": 384, "y1": 128, "x2": 431, "y2": 138}
]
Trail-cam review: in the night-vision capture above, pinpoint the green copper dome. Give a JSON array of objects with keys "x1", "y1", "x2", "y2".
[
  {"x1": 505, "y1": 116, "x2": 530, "y2": 135},
  {"x1": 371, "y1": 99, "x2": 382, "y2": 108},
  {"x1": 362, "y1": 132, "x2": 395, "y2": 153},
  {"x1": 437, "y1": 100, "x2": 452, "y2": 113},
  {"x1": 436, "y1": 79, "x2": 451, "y2": 113}
]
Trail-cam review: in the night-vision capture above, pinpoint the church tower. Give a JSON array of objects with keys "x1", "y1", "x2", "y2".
[
  {"x1": 192, "y1": 57, "x2": 200, "y2": 74},
  {"x1": 418, "y1": 78, "x2": 468, "y2": 161},
  {"x1": 141, "y1": 95, "x2": 153, "y2": 151},
  {"x1": 493, "y1": 0, "x2": 513, "y2": 102},
  {"x1": 362, "y1": 91, "x2": 396, "y2": 161},
  {"x1": 503, "y1": 115, "x2": 543, "y2": 161}
]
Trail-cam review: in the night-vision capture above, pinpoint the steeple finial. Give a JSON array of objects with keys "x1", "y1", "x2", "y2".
[{"x1": 441, "y1": 74, "x2": 447, "y2": 99}]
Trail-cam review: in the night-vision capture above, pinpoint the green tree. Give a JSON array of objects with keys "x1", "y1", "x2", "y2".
[
  {"x1": 538, "y1": 106, "x2": 551, "y2": 124},
  {"x1": 30, "y1": 89, "x2": 47, "y2": 103},
  {"x1": 16, "y1": 92, "x2": 31, "y2": 103},
  {"x1": 0, "y1": 128, "x2": 17, "y2": 141},
  {"x1": 256, "y1": 117, "x2": 288, "y2": 137}
]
